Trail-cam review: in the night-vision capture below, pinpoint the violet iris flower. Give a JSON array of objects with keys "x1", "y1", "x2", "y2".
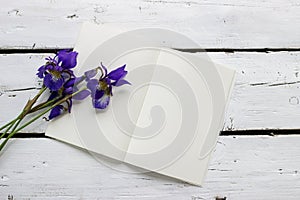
[
  {"x1": 37, "y1": 50, "x2": 78, "y2": 91},
  {"x1": 37, "y1": 50, "x2": 130, "y2": 119},
  {"x1": 37, "y1": 50, "x2": 90, "y2": 120},
  {"x1": 87, "y1": 63, "x2": 130, "y2": 109}
]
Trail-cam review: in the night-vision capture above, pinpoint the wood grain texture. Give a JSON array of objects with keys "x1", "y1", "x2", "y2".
[
  {"x1": 1, "y1": 1, "x2": 299, "y2": 199},
  {"x1": 1, "y1": 52, "x2": 300, "y2": 131},
  {"x1": 0, "y1": 0, "x2": 300, "y2": 49},
  {"x1": 0, "y1": 136, "x2": 299, "y2": 199}
]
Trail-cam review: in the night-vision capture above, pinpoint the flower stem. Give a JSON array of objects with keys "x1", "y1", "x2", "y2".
[
  {"x1": 20, "y1": 86, "x2": 46, "y2": 118},
  {"x1": 0, "y1": 87, "x2": 46, "y2": 140},
  {"x1": 0, "y1": 119, "x2": 23, "y2": 152},
  {"x1": 0, "y1": 87, "x2": 87, "y2": 152},
  {"x1": 0, "y1": 119, "x2": 18, "y2": 140},
  {"x1": 29, "y1": 97, "x2": 59, "y2": 113},
  {"x1": 0, "y1": 118, "x2": 18, "y2": 134}
]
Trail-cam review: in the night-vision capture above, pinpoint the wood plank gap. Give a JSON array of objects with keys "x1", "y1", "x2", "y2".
[
  {"x1": 0, "y1": 133, "x2": 47, "y2": 138},
  {"x1": 2, "y1": 129, "x2": 300, "y2": 138},
  {"x1": 221, "y1": 129, "x2": 300, "y2": 136},
  {"x1": 0, "y1": 49, "x2": 71, "y2": 54},
  {"x1": 1, "y1": 48, "x2": 300, "y2": 54},
  {"x1": 176, "y1": 48, "x2": 300, "y2": 53}
]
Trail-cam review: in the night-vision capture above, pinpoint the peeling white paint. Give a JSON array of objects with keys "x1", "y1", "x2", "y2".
[{"x1": 0, "y1": 136, "x2": 299, "y2": 199}]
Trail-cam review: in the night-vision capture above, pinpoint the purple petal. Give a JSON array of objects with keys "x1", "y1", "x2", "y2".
[
  {"x1": 49, "y1": 105, "x2": 64, "y2": 120},
  {"x1": 57, "y1": 50, "x2": 78, "y2": 69},
  {"x1": 87, "y1": 79, "x2": 98, "y2": 92},
  {"x1": 44, "y1": 73, "x2": 64, "y2": 91},
  {"x1": 84, "y1": 69, "x2": 98, "y2": 80},
  {"x1": 103, "y1": 77, "x2": 111, "y2": 85},
  {"x1": 37, "y1": 65, "x2": 46, "y2": 78},
  {"x1": 54, "y1": 65, "x2": 64, "y2": 72},
  {"x1": 107, "y1": 64, "x2": 127, "y2": 81},
  {"x1": 93, "y1": 94, "x2": 110, "y2": 109},
  {"x1": 64, "y1": 84, "x2": 81, "y2": 95},
  {"x1": 100, "y1": 62, "x2": 108, "y2": 77},
  {"x1": 73, "y1": 89, "x2": 91, "y2": 100},
  {"x1": 61, "y1": 71, "x2": 71, "y2": 80},
  {"x1": 64, "y1": 76, "x2": 83, "y2": 88},
  {"x1": 112, "y1": 79, "x2": 131, "y2": 87},
  {"x1": 64, "y1": 78, "x2": 75, "y2": 88},
  {"x1": 64, "y1": 86, "x2": 74, "y2": 95},
  {"x1": 94, "y1": 89, "x2": 104, "y2": 99}
]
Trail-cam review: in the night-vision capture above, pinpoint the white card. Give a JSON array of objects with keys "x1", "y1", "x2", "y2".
[{"x1": 46, "y1": 22, "x2": 235, "y2": 186}]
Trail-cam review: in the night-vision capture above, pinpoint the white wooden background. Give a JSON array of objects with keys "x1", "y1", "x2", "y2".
[{"x1": 1, "y1": 0, "x2": 300, "y2": 199}]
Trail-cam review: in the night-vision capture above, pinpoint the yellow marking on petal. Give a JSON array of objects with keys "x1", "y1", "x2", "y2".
[{"x1": 49, "y1": 70, "x2": 62, "y2": 81}]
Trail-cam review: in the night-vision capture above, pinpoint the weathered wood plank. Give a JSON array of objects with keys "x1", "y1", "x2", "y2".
[
  {"x1": 0, "y1": 54, "x2": 45, "y2": 132},
  {"x1": 1, "y1": 52, "x2": 300, "y2": 131},
  {"x1": 0, "y1": 136, "x2": 299, "y2": 199},
  {"x1": 0, "y1": 0, "x2": 299, "y2": 49},
  {"x1": 212, "y1": 52, "x2": 300, "y2": 130}
]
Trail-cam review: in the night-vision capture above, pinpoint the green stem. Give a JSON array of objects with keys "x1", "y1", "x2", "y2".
[
  {"x1": 20, "y1": 86, "x2": 46, "y2": 118},
  {"x1": 0, "y1": 120, "x2": 22, "y2": 151},
  {"x1": 0, "y1": 87, "x2": 87, "y2": 151},
  {"x1": 29, "y1": 97, "x2": 59, "y2": 113},
  {"x1": 3, "y1": 118, "x2": 23, "y2": 139},
  {"x1": 0, "y1": 87, "x2": 46, "y2": 140},
  {"x1": 0, "y1": 118, "x2": 18, "y2": 133},
  {"x1": 0, "y1": 119, "x2": 17, "y2": 140}
]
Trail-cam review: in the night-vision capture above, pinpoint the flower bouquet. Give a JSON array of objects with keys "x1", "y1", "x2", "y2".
[{"x1": 0, "y1": 50, "x2": 129, "y2": 152}]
